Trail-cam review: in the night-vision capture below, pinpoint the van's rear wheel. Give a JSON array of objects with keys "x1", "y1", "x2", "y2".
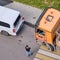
[
  {"x1": 1, "y1": 31, "x2": 9, "y2": 36},
  {"x1": 47, "y1": 44, "x2": 54, "y2": 51}
]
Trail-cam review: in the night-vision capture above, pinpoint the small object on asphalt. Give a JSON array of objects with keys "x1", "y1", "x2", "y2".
[
  {"x1": 18, "y1": 40, "x2": 22, "y2": 42},
  {"x1": 21, "y1": 36, "x2": 23, "y2": 38},
  {"x1": 33, "y1": 16, "x2": 36, "y2": 19}
]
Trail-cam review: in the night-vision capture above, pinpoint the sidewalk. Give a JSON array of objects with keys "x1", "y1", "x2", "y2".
[{"x1": 5, "y1": 1, "x2": 42, "y2": 27}]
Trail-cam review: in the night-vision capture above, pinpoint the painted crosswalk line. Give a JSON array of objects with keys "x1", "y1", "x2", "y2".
[{"x1": 34, "y1": 53, "x2": 56, "y2": 60}]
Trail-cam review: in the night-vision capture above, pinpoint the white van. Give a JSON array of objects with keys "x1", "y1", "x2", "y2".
[{"x1": 0, "y1": 6, "x2": 24, "y2": 36}]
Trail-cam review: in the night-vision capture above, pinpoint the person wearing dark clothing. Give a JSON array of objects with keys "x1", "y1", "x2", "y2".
[{"x1": 25, "y1": 45, "x2": 32, "y2": 56}]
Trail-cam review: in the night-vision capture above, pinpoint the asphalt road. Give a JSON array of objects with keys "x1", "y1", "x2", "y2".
[
  {"x1": 0, "y1": 1, "x2": 60, "y2": 60},
  {"x1": 0, "y1": 24, "x2": 39, "y2": 60},
  {"x1": 5, "y1": 1, "x2": 42, "y2": 27}
]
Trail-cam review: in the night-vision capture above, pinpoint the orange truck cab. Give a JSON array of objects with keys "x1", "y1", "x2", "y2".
[{"x1": 35, "y1": 7, "x2": 60, "y2": 51}]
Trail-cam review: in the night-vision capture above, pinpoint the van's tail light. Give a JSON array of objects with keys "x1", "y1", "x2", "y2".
[
  {"x1": 13, "y1": 29, "x2": 16, "y2": 32},
  {"x1": 22, "y1": 17, "x2": 24, "y2": 20}
]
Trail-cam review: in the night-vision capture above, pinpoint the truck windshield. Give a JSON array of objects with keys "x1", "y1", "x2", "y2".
[
  {"x1": 37, "y1": 29, "x2": 45, "y2": 36},
  {"x1": 14, "y1": 14, "x2": 21, "y2": 27}
]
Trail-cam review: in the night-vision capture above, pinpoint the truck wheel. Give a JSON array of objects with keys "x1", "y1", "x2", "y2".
[
  {"x1": 53, "y1": 37, "x2": 56, "y2": 50},
  {"x1": 1, "y1": 31, "x2": 9, "y2": 36},
  {"x1": 47, "y1": 44, "x2": 54, "y2": 51}
]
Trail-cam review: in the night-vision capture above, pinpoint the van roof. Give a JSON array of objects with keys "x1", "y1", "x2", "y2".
[
  {"x1": 39, "y1": 8, "x2": 60, "y2": 32},
  {"x1": 0, "y1": 6, "x2": 20, "y2": 25}
]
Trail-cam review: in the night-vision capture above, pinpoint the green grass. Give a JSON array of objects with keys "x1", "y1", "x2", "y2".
[{"x1": 14, "y1": 0, "x2": 60, "y2": 10}]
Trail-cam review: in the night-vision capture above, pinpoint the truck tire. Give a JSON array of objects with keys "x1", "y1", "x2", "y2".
[
  {"x1": 47, "y1": 44, "x2": 54, "y2": 51},
  {"x1": 1, "y1": 30, "x2": 9, "y2": 36},
  {"x1": 53, "y1": 37, "x2": 56, "y2": 50}
]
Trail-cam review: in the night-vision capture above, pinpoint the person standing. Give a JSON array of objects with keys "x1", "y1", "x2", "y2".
[{"x1": 25, "y1": 45, "x2": 32, "y2": 56}]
